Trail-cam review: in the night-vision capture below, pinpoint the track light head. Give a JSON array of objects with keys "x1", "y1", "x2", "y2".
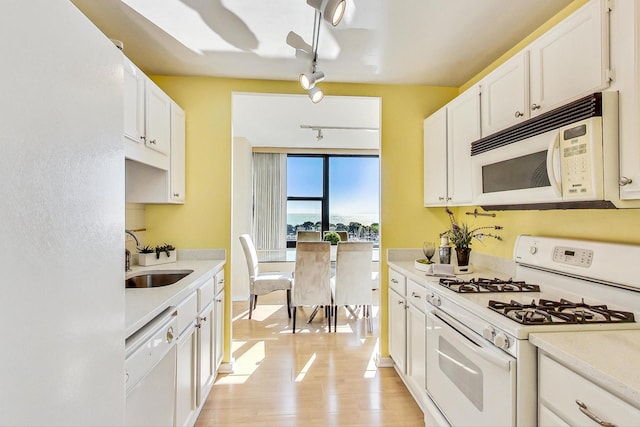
[
  {"x1": 307, "y1": 86, "x2": 324, "y2": 103},
  {"x1": 306, "y1": 0, "x2": 346, "y2": 26},
  {"x1": 316, "y1": 129, "x2": 323, "y2": 141},
  {"x1": 299, "y1": 70, "x2": 325, "y2": 90}
]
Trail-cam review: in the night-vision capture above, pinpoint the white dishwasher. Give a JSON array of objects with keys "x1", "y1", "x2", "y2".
[{"x1": 125, "y1": 308, "x2": 177, "y2": 427}]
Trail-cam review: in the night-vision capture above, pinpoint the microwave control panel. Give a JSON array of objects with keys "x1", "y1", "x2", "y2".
[{"x1": 559, "y1": 119, "x2": 602, "y2": 199}]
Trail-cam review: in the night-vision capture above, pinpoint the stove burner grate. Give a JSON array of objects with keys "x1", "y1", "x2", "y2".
[
  {"x1": 488, "y1": 298, "x2": 636, "y2": 325},
  {"x1": 439, "y1": 277, "x2": 541, "y2": 293}
]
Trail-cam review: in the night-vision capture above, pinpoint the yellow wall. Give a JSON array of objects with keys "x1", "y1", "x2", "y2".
[{"x1": 145, "y1": 76, "x2": 458, "y2": 360}]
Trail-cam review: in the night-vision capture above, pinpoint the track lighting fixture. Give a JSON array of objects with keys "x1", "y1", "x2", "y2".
[
  {"x1": 306, "y1": 0, "x2": 347, "y2": 27},
  {"x1": 307, "y1": 86, "x2": 324, "y2": 103},
  {"x1": 288, "y1": 0, "x2": 348, "y2": 102},
  {"x1": 316, "y1": 129, "x2": 323, "y2": 141},
  {"x1": 299, "y1": 70, "x2": 325, "y2": 90}
]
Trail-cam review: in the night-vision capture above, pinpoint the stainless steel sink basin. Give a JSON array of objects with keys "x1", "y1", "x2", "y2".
[{"x1": 125, "y1": 270, "x2": 194, "y2": 289}]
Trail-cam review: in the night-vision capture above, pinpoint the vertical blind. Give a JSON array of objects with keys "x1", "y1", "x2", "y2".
[{"x1": 252, "y1": 152, "x2": 287, "y2": 250}]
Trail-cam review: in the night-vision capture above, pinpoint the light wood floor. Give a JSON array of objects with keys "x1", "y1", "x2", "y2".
[{"x1": 195, "y1": 290, "x2": 424, "y2": 427}]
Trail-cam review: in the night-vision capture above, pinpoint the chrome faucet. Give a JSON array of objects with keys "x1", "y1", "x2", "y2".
[{"x1": 125, "y1": 230, "x2": 141, "y2": 272}]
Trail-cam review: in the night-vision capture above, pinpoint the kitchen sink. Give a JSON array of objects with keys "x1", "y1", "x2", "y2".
[{"x1": 125, "y1": 270, "x2": 194, "y2": 289}]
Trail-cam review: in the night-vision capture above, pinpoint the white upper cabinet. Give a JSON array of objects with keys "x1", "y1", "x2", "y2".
[
  {"x1": 423, "y1": 106, "x2": 448, "y2": 205},
  {"x1": 480, "y1": 0, "x2": 610, "y2": 137},
  {"x1": 170, "y1": 102, "x2": 186, "y2": 203},
  {"x1": 124, "y1": 58, "x2": 145, "y2": 145},
  {"x1": 123, "y1": 56, "x2": 170, "y2": 171},
  {"x1": 480, "y1": 52, "x2": 529, "y2": 135},
  {"x1": 145, "y1": 79, "x2": 172, "y2": 157},
  {"x1": 529, "y1": 0, "x2": 610, "y2": 116},
  {"x1": 424, "y1": 86, "x2": 480, "y2": 207},
  {"x1": 446, "y1": 86, "x2": 480, "y2": 205}
]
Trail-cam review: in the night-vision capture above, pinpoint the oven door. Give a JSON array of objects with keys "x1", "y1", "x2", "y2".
[
  {"x1": 426, "y1": 309, "x2": 516, "y2": 426},
  {"x1": 472, "y1": 127, "x2": 562, "y2": 206}
]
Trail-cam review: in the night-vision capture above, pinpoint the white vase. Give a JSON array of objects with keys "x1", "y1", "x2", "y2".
[{"x1": 138, "y1": 250, "x2": 177, "y2": 266}]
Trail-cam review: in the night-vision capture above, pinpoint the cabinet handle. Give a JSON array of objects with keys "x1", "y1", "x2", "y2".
[
  {"x1": 411, "y1": 292, "x2": 421, "y2": 299},
  {"x1": 216, "y1": 298, "x2": 222, "y2": 302},
  {"x1": 438, "y1": 196, "x2": 445, "y2": 201},
  {"x1": 514, "y1": 111, "x2": 524, "y2": 118},
  {"x1": 391, "y1": 278, "x2": 398, "y2": 283},
  {"x1": 619, "y1": 176, "x2": 633, "y2": 186},
  {"x1": 446, "y1": 197, "x2": 452, "y2": 201},
  {"x1": 575, "y1": 400, "x2": 615, "y2": 427},
  {"x1": 140, "y1": 135, "x2": 146, "y2": 141},
  {"x1": 166, "y1": 326, "x2": 174, "y2": 343},
  {"x1": 531, "y1": 103, "x2": 541, "y2": 111},
  {"x1": 149, "y1": 139, "x2": 157, "y2": 145},
  {"x1": 173, "y1": 193, "x2": 180, "y2": 197},
  {"x1": 398, "y1": 300, "x2": 404, "y2": 305}
]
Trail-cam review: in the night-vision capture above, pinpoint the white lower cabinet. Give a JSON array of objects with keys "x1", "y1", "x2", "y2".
[
  {"x1": 173, "y1": 268, "x2": 224, "y2": 427},
  {"x1": 175, "y1": 324, "x2": 197, "y2": 427},
  {"x1": 388, "y1": 268, "x2": 428, "y2": 412},
  {"x1": 388, "y1": 268, "x2": 407, "y2": 374},
  {"x1": 213, "y1": 270, "x2": 225, "y2": 375},
  {"x1": 538, "y1": 352, "x2": 640, "y2": 426},
  {"x1": 406, "y1": 280, "x2": 427, "y2": 402}
]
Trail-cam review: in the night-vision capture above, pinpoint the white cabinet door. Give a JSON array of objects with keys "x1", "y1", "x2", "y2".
[
  {"x1": 424, "y1": 106, "x2": 448, "y2": 206},
  {"x1": 407, "y1": 303, "x2": 425, "y2": 395},
  {"x1": 480, "y1": 52, "x2": 529, "y2": 136},
  {"x1": 145, "y1": 79, "x2": 171, "y2": 156},
  {"x1": 124, "y1": 57, "x2": 145, "y2": 145},
  {"x1": 213, "y1": 288, "x2": 224, "y2": 375},
  {"x1": 388, "y1": 288, "x2": 406, "y2": 374},
  {"x1": 197, "y1": 301, "x2": 215, "y2": 407},
  {"x1": 529, "y1": 0, "x2": 609, "y2": 116},
  {"x1": 446, "y1": 85, "x2": 480, "y2": 205},
  {"x1": 175, "y1": 323, "x2": 197, "y2": 427},
  {"x1": 170, "y1": 102, "x2": 186, "y2": 203},
  {"x1": 538, "y1": 352, "x2": 640, "y2": 426}
]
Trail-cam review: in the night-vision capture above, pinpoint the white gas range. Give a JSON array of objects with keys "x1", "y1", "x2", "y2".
[{"x1": 424, "y1": 235, "x2": 640, "y2": 426}]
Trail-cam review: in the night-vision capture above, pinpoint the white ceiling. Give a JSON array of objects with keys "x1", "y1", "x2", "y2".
[{"x1": 71, "y1": 0, "x2": 574, "y2": 148}]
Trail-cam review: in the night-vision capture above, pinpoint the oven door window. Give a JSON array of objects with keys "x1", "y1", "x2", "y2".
[
  {"x1": 426, "y1": 312, "x2": 516, "y2": 426},
  {"x1": 482, "y1": 150, "x2": 550, "y2": 193}
]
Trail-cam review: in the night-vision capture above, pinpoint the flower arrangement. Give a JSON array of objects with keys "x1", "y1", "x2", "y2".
[{"x1": 443, "y1": 208, "x2": 503, "y2": 249}]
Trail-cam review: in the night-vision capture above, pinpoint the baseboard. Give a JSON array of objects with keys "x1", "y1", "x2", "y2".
[
  {"x1": 374, "y1": 353, "x2": 395, "y2": 368},
  {"x1": 218, "y1": 358, "x2": 235, "y2": 374}
]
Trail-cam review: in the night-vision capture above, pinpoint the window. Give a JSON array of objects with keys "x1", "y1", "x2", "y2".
[{"x1": 286, "y1": 154, "x2": 379, "y2": 247}]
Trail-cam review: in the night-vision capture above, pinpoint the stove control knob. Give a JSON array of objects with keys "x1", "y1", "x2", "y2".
[
  {"x1": 529, "y1": 246, "x2": 537, "y2": 255},
  {"x1": 494, "y1": 333, "x2": 510, "y2": 349},
  {"x1": 482, "y1": 326, "x2": 495, "y2": 341},
  {"x1": 429, "y1": 295, "x2": 441, "y2": 307}
]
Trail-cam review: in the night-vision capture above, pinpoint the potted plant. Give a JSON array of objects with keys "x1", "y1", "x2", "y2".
[
  {"x1": 138, "y1": 243, "x2": 177, "y2": 266},
  {"x1": 443, "y1": 208, "x2": 502, "y2": 268},
  {"x1": 323, "y1": 231, "x2": 341, "y2": 245}
]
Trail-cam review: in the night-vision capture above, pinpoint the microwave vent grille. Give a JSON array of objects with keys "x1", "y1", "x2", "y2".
[{"x1": 471, "y1": 93, "x2": 602, "y2": 156}]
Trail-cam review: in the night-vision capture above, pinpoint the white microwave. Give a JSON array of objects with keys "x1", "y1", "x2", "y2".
[{"x1": 471, "y1": 92, "x2": 618, "y2": 209}]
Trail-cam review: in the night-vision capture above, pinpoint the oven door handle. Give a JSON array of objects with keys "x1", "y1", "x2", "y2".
[
  {"x1": 429, "y1": 309, "x2": 514, "y2": 371},
  {"x1": 546, "y1": 132, "x2": 562, "y2": 197}
]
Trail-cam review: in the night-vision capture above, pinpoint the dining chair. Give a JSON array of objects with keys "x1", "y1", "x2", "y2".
[
  {"x1": 296, "y1": 230, "x2": 321, "y2": 242},
  {"x1": 239, "y1": 234, "x2": 292, "y2": 320},
  {"x1": 331, "y1": 241, "x2": 374, "y2": 333},
  {"x1": 291, "y1": 241, "x2": 332, "y2": 333}
]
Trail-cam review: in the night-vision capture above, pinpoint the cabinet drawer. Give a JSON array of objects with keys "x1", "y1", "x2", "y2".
[
  {"x1": 175, "y1": 292, "x2": 197, "y2": 336},
  {"x1": 197, "y1": 277, "x2": 215, "y2": 312},
  {"x1": 406, "y1": 279, "x2": 427, "y2": 312},
  {"x1": 214, "y1": 270, "x2": 224, "y2": 295},
  {"x1": 539, "y1": 352, "x2": 640, "y2": 426},
  {"x1": 389, "y1": 268, "x2": 406, "y2": 295}
]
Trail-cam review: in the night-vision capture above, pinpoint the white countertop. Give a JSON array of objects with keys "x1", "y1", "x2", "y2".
[
  {"x1": 530, "y1": 330, "x2": 640, "y2": 408},
  {"x1": 125, "y1": 256, "x2": 225, "y2": 338}
]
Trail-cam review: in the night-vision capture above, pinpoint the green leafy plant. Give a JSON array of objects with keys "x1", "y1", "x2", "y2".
[
  {"x1": 443, "y1": 208, "x2": 502, "y2": 249},
  {"x1": 323, "y1": 231, "x2": 341, "y2": 245},
  {"x1": 155, "y1": 244, "x2": 176, "y2": 259},
  {"x1": 137, "y1": 245, "x2": 154, "y2": 254}
]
